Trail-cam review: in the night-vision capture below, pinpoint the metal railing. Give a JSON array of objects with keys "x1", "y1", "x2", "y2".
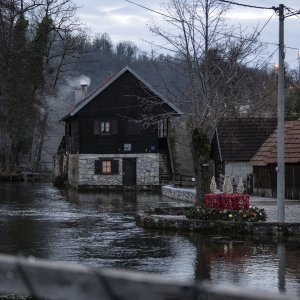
[
  {"x1": 173, "y1": 174, "x2": 195, "y2": 188},
  {"x1": 0, "y1": 254, "x2": 294, "y2": 300}
]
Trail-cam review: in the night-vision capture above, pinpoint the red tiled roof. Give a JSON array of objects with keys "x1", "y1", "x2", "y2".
[{"x1": 250, "y1": 120, "x2": 300, "y2": 166}]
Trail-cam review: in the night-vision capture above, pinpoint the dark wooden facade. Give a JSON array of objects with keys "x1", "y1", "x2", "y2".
[
  {"x1": 251, "y1": 120, "x2": 300, "y2": 200},
  {"x1": 63, "y1": 68, "x2": 178, "y2": 155},
  {"x1": 253, "y1": 164, "x2": 300, "y2": 199}
]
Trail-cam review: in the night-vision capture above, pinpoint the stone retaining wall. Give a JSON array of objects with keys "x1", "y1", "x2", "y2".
[
  {"x1": 67, "y1": 153, "x2": 159, "y2": 188},
  {"x1": 162, "y1": 185, "x2": 195, "y2": 202},
  {"x1": 136, "y1": 212, "x2": 300, "y2": 238}
]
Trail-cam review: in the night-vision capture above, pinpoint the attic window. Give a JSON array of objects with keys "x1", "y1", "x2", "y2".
[{"x1": 94, "y1": 120, "x2": 118, "y2": 135}]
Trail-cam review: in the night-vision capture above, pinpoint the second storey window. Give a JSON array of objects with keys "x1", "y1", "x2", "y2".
[
  {"x1": 101, "y1": 121, "x2": 110, "y2": 133},
  {"x1": 94, "y1": 120, "x2": 118, "y2": 135}
]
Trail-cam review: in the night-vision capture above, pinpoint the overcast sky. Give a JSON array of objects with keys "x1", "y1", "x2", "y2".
[{"x1": 73, "y1": 0, "x2": 300, "y2": 69}]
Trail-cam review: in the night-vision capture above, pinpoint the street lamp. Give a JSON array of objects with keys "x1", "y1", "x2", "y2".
[{"x1": 274, "y1": 63, "x2": 279, "y2": 81}]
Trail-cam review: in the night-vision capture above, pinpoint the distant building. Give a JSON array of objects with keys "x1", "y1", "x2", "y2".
[
  {"x1": 54, "y1": 66, "x2": 181, "y2": 189},
  {"x1": 212, "y1": 118, "x2": 277, "y2": 191},
  {"x1": 251, "y1": 119, "x2": 300, "y2": 199}
]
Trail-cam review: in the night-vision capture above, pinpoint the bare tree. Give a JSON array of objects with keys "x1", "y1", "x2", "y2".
[
  {"x1": 149, "y1": 0, "x2": 265, "y2": 204},
  {"x1": 285, "y1": 66, "x2": 300, "y2": 120},
  {"x1": 0, "y1": 0, "x2": 87, "y2": 171},
  {"x1": 28, "y1": 0, "x2": 86, "y2": 169}
]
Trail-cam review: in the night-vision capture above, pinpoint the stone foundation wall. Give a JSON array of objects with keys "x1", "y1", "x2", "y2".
[
  {"x1": 162, "y1": 185, "x2": 195, "y2": 203},
  {"x1": 136, "y1": 212, "x2": 300, "y2": 237},
  {"x1": 67, "y1": 153, "x2": 159, "y2": 188}
]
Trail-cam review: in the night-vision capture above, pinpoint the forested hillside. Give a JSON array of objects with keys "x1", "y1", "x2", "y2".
[{"x1": 0, "y1": 0, "x2": 299, "y2": 173}]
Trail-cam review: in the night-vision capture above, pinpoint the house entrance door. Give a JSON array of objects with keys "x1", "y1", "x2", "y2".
[{"x1": 123, "y1": 158, "x2": 136, "y2": 186}]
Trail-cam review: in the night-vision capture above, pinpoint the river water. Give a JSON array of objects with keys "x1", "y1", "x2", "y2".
[{"x1": 0, "y1": 182, "x2": 299, "y2": 298}]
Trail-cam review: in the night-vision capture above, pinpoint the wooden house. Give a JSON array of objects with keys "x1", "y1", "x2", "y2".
[
  {"x1": 212, "y1": 118, "x2": 277, "y2": 191},
  {"x1": 250, "y1": 119, "x2": 300, "y2": 199},
  {"x1": 54, "y1": 66, "x2": 181, "y2": 189}
]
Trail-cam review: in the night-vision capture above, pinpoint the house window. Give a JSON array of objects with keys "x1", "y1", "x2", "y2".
[
  {"x1": 102, "y1": 160, "x2": 111, "y2": 174},
  {"x1": 95, "y1": 159, "x2": 119, "y2": 175},
  {"x1": 101, "y1": 121, "x2": 111, "y2": 133},
  {"x1": 94, "y1": 120, "x2": 118, "y2": 135}
]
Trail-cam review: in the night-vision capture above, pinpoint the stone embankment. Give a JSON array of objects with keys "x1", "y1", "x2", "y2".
[
  {"x1": 135, "y1": 209, "x2": 300, "y2": 238},
  {"x1": 162, "y1": 185, "x2": 196, "y2": 202},
  {"x1": 135, "y1": 185, "x2": 300, "y2": 238}
]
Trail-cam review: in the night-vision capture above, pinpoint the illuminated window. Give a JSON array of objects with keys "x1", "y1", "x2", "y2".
[
  {"x1": 95, "y1": 159, "x2": 119, "y2": 175},
  {"x1": 102, "y1": 160, "x2": 111, "y2": 174}
]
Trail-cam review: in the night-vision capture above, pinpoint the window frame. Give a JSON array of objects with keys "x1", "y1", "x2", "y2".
[
  {"x1": 101, "y1": 160, "x2": 111, "y2": 174},
  {"x1": 94, "y1": 120, "x2": 118, "y2": 136},
  {"x1": 100, "y1": 121, "x2": 111, "y2": 134},
  {"x1": 95, "y1": 159, "x2": 119, "y2": 175}
]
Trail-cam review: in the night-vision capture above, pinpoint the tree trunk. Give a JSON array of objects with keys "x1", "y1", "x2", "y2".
[
  {"x1": 34, "y1": 111, "x2": 49, "y2": 170},
  {"x1": 191, "y1": 128, "x2": 211, "y2": 206}
]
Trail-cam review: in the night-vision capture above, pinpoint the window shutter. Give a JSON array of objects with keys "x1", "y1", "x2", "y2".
[
  {"x1": 94, "y1": 120, "x2": 100, "y2": 135},
  {"x1": 111, "y1": 120, "x2": 118, "y2": 135},
  {"x1": 111, "y1": 160, "x2": 119, "y2": 174},
  {"x1": 95, "y1": 160, "x2": 102, "y2": 174},
  {"x1": 127, "y1": 120, "x2": 140, "y2": 135}
]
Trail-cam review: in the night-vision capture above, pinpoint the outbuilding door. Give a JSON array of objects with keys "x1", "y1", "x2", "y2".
[{"x1": 123, "y1": 158, "x2": 136, "y2": 186}]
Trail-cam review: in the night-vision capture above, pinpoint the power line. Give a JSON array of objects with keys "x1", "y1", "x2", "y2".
[
  {"x1": 123, "y1": 0, "x2": 300, "y2": 54},
  {"x1": 257, "y1": 47, "x2": 278, "y2": 69},
  {"x1": 255, "y1": 12, "x2": 275, "y2": 38},
  {"x1": 123, "y1": 0, "x2": 178, "y2": 20},
  {"x1": 216, "y1": 0, "x2": 274, "y2": 10}
]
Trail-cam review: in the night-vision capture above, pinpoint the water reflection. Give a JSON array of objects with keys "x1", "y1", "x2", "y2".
[{"x1": 0, "y1": 182, "x2": 300, "y2": 297}]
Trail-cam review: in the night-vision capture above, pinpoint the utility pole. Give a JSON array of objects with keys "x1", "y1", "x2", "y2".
[
  {"x1": 298, "y1": 50, "x2": 300, "y2": 84},
  {"x1": 277, "y1": 4, "x2": 285, "y2": 223}
]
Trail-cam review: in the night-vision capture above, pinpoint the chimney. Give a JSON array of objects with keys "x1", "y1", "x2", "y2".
[{"x1": 75, "y1": 84, "x2": 88, "y2": 104}]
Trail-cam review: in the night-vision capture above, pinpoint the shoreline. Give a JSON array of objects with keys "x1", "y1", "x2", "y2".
[{"x1": 135, "y1": 185, "x2": 300, "y2": 238}]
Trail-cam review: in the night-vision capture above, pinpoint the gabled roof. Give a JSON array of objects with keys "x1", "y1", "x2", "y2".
[
  {"x1": 251, "y1": 119, "x2": 300, "y2": 166},
  {"x1": 61, "y1": 66, "x2": 182, "y2": 121},
  {"x1": 216, "y1": 118, "x2": 277, "y2": 162}
]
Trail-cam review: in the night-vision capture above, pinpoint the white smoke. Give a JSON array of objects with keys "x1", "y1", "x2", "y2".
[{"x1": 66, "y1": 74, "x2": 91, "y2": 88}]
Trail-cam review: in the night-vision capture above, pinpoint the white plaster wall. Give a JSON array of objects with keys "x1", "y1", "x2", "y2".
[{"x1": 225, "y1": 162, "x2": 253, "y2": 183}]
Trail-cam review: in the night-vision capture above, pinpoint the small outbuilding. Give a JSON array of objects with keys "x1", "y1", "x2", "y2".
[
  {"x1": 212, "y1": 118, "x2": 277, "y2": 191},
  {"x1": 250, "y1": 119, "x2": 300, "y2": 199}
]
